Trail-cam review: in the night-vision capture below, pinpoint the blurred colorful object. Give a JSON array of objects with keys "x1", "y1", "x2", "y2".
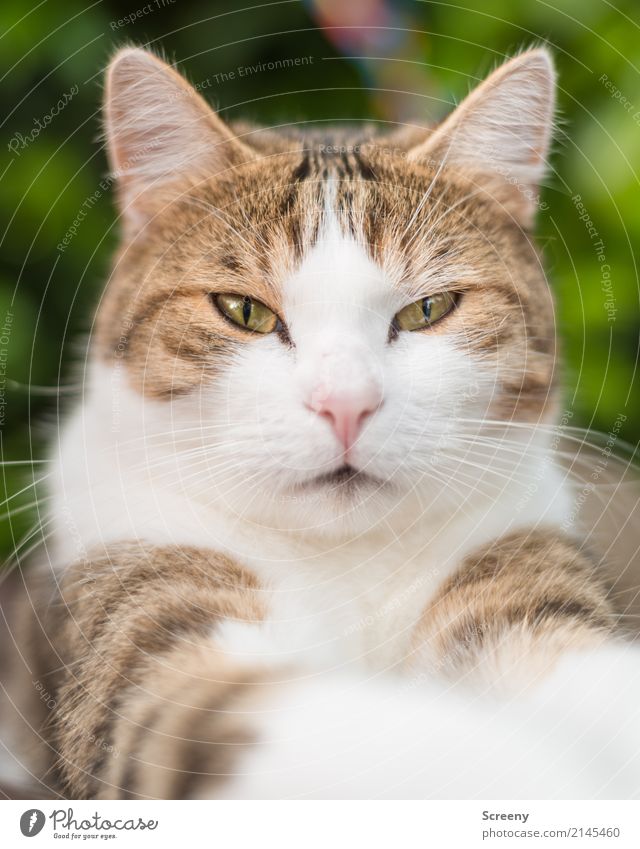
[{"x1": 306, "y1": 0, "x2": 438, "y2": 121}]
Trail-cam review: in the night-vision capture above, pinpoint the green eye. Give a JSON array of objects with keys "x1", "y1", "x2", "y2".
[
  {"x1": 394, "y1": 292, "x2": 457, "y2": 331},
  {"x1": 214, "y1": 294, "x2": 279, "y2": 334}
]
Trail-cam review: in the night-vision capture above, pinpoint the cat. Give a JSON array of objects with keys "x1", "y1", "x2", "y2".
[{"x1": 3, "y1": 45, "x2": 640, "y2": 800}]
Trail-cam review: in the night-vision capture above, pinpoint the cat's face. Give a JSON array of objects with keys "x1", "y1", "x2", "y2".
[{"x1": 97, "y1": 48, "x2": 557, "y2": 535}]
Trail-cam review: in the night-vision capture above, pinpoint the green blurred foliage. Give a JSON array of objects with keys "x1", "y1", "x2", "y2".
[{"x1": 0, "y1": 0, "x2": 638, "y2": 554}]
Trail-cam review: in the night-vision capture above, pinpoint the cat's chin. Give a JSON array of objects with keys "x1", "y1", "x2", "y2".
[
  {"x1": 301, "y1": 463, "x2": 386, "y2": 492},
  {"x1": 211, "y1": 469, "x2": 438, "y2": 540},
  {"x1": 236, "y1": 464, "x2": 419, "y2": 539}
]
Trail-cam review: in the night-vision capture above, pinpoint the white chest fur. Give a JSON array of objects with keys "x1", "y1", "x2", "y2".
[{"x1": 46, "y1": 364, "x2": 572, "y2": 673}]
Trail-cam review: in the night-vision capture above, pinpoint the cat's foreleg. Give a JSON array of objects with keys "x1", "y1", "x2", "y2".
[
  {"x1": 44, "y1": 543, "x2": 276, "y2": 799},
  {"x1": 410, "y1": 528, "x2": 615, "y2": 688}
]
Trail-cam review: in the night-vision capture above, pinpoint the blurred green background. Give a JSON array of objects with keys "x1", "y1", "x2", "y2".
[{"x1": 0, "y1": 0, "x2": 639, "y2": 554}]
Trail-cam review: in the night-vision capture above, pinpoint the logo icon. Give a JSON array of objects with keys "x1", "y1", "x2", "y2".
[{"x1": 20, "y1": 809, "x2": 45, "y2": 837}]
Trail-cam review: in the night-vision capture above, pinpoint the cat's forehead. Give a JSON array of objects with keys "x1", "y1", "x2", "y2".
[
  {"x1": 195, "y1": 141, "x2": 443, "y2": 245},
  {"x1": 180, "y1": 144, "x2": 500, "y2": 293}
]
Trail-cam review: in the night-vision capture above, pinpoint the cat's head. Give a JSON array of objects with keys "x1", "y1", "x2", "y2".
[{"x1": 97, "y1": 47, "x2": 557, "y2": 536}]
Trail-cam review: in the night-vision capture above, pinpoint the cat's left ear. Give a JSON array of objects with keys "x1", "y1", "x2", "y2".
[
  {"x1": 408, "y1": 49, "x2": 555, "y2": 227},
  {"x1": 103, "y1": 47, "x2": 254, "y2": 236}
]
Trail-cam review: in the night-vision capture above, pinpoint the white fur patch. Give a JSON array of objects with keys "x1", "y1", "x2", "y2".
[
  {"x1": 213, "y1": 622, "x2": 290, "y2": 669},
  {"x1": 215, "y1": 643, "x2": 640, "y2": 799}
]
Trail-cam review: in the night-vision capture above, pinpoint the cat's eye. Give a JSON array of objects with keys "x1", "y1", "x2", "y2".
[
  {"x1": 214, "y1": 294, "x2": 279, "y2": 334},
  {"x1": 394, "y1": 292, "x2": 457, "y2": 332}
]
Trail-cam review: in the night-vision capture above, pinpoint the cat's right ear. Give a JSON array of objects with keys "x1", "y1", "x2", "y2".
[
  {"x1": 104, "y1": 47, "x2": 253, "y2": 235},
  {"x1": 408, "y1": 49, "x2": 555, "y2": 227}
]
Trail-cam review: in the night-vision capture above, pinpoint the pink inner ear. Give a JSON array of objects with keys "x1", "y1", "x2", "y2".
[
  {"x1": 407, "y1": 50, "x2": 555, "y2": 225},
  {"x1": 104, "y1": 47, "x2": 252, "y2": 235}
]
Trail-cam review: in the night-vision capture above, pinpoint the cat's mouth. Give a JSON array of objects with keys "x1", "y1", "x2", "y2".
[{"x1": 304, "y1": 464, "x2": 384, "y2": 491}]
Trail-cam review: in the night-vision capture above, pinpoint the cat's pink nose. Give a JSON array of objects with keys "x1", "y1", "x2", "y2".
[{"x1": 309, "y1": 385, "x2": 381, "y2": 450}]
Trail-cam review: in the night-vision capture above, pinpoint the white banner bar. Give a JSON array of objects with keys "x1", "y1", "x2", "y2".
[{"x1": 1, "y1": 800, "x2": 639, "y2": 848}]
